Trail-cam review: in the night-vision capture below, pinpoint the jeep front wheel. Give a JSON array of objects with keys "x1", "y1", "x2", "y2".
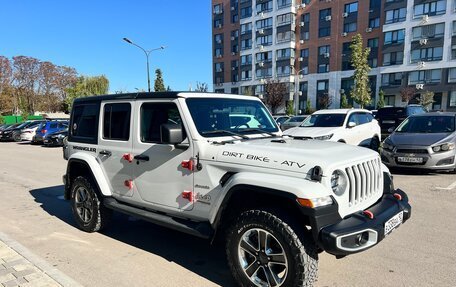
[
  {"x1": 70, "y1": 176, "x2": 111, "y2": 232},
  {"x1": 226, "y1": 210, "x2": 318, "y2": 287}
]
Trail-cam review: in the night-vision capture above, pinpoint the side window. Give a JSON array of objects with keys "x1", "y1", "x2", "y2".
[
  {"x1": 71, "y1": 103, "x2": 99, "y2": 143},
  {"x1": 103, "y1": 103, "x2": 131, "y2": 141},
  {"x1": 140, "y1": 102, "x2": 184, "y2": 143},
  {"x1": 357, "y1": 113, "x2": 370, "y2": 125},
  {"x1": 366, "y1": 113, "x2": 374, "y2": 122},
  {"x1": 50, "y1": 123, "x2": 58, "y2": 129},
  {"x1": 347, "y1": 113, "x2": 359, "y2": 125}
]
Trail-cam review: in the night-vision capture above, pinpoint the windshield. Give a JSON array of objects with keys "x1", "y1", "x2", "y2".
[
  {"x1": 186, "y1": 98, "x2": 278, "y2": 137},
  {"x1": 287, "y1": 116, "x2": 306, "y2": 123},
  {"x1": 301, "y1": 114, "x2": 346, "y2": 127},
  {"x1": 396, "y1": 116, "x2": 455, "y2": 133}
]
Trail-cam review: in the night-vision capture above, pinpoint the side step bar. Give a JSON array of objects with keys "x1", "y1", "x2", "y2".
[{"x1": 103, "y1": 198, "x2": 213, "y2": 239}]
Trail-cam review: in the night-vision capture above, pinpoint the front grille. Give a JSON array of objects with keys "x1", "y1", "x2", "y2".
[
  {"x1": 396, "y1": 148, "x2": 428, "y2": 154},
  {"x1": 345, "y1": 158, "x2": 382, "y2": 207}
]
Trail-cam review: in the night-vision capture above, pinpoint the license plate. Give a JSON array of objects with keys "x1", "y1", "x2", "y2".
[
  {"x1": 383, "y1": 120, "x2": 395, "y2": 124},
  {"x1": 384, "y1": 211, "x2": 403, "y2": 235},
  {"x1": 397, "y1": 156, "x2": 423, "y2": 163}
]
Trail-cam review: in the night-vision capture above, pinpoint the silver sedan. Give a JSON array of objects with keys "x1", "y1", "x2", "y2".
[{"x1": 380, "y1": 112, "x2": 456, "y2": 172}]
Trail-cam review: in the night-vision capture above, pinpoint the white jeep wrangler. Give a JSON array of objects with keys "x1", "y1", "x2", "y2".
[{"x1": 63, "y1": 92, "x2": 411, "y2": 287}]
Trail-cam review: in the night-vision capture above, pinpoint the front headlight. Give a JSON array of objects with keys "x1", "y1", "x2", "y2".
[
  {"x1": 382, "y1": 140, "x2": 395, "y2": 151},
  {"x1": 297, "y1": 196, "x2": 333, "y2": 208},
  {"x1": 432, "y1": 143, "x2": 455, "y2": 153},
  {"x1": 331, "y1": 170, "x2": 348, "y2": 196},
  {"x1": 314, "y1": 134, "x2": 333, "y2": 140}
]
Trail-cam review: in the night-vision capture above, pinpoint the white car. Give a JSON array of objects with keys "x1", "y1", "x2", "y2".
[
  {"x1": 20, "y1": 123, "x2": 41, "y2": 141},
  {"x1": 284, "y1": 109, "x2": 381, "y2": 150}
]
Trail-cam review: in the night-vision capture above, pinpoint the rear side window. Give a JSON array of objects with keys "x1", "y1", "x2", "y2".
[
  {"x1": 70, "y1": 103, "x2": 100, "y2": 144},
  {"x1": 407, "y1": 106, "x2": 426, "y2": 116},
  {"x1": 103, "y1": 103, "x2": 131, "y2": 141},
  {"x1": 50, "y1": 123, "x2": 58, "y2": 129},
  {"x1": 140, "y1": 102, "x2": 183, "y2": 143}
]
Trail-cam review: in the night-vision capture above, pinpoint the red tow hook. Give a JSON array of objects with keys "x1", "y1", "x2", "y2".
[
  {"x1": 182, "y1": 191, "x2": 193, "y2": 202},
  {"x1": 181, "y1": 159, "x2": 194, "y2": 171},
  {"x1": 363, "y1": 210, "x2": 374, "y2": 219},
  {"x1": 124, "y1": 179, "x2": 133, "y2": 190},
  {"x1": 123, "y1": 153, "x2": 133, "y2": 163},
  {"x1": 393, "y1": 193, "x2": 402, "y2": 201}
]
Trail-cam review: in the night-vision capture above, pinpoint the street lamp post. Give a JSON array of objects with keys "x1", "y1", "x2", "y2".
[
  {"x1": 291, "y1": 66, "x2": 306, "y2": 115},
  {"x1": 123, "y1": 37, "x2": 165, "y2": 92}
]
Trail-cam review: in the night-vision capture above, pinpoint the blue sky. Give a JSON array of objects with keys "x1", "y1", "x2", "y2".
[{"x1": 0, "y1": 1, "x2": 212, "y2": 92}]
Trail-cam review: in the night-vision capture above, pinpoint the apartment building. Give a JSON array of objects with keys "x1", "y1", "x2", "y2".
[
  {"x1": 212, "y1": 0, "x2": 456, "y2": 112},
  {"x1": 380, "y1": 0, "x2": 456, "y2": 111}
]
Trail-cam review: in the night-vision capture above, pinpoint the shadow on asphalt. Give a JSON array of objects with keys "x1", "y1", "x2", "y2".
[{"x1": 29, "y1": 185, "x2": 235, "y2": 287}]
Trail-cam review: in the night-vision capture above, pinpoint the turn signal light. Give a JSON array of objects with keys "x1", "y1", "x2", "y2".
[{"x1": 297, "y1": 198, "x2": 314, "y2": 208}]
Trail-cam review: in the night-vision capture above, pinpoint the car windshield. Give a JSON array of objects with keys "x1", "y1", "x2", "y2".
[
  {"x1": 286, "y1": 116, "x2": 305, "y2": 123},
  {"x1": 301, "y1": 114, "x2": 346, "y2": 127},
  {"x1": 396, "y1": 116, "x2": 455, "y2": 133},
  {"x1": 186, "y1": 98, "x2": 278, "y2": 137}
]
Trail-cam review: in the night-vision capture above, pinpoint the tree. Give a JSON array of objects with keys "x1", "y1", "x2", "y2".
[
  {"x1": 318, "y1": 94, "x2": 333, "y2": 110},
  {"x1": 400, "y1": 86, "x2": 416, "y2": 104},
  {"x1": 349, "y1": 34, "x2": 371, "y2": 108},
  {"x1": 340, "y1": 93, "x2": 351, "y2": 108},
  {"x1": 154, "y1": 69, "x2": 165, "y2": 92},
  {"x1": 0, "y1": 56, "x2": 13, "y2": 114},
  {"x1": 377, "y1": 89, "x2": 385, "y2": 108},
  {"x1": 12, "y1": 56, "x2": 41, "y2": 114},
  {"x1": 65, "y1": 75, "x2": 109, "y2": 111},
  {"x1": 305, "y1": 99, "x2": 313, "y2": 115},
  {"x1": 286, "y1": 100, "x2": 294, "y2": 115},
  {"x1": 195, "y1": 82, "x2": 208, "y2": 92},
  {"x1": 264, "y1": 79, "x2": 287, "y2": 114},
  {"x1": 418, "y1": 91, "x2": 435, "y2": 110}
]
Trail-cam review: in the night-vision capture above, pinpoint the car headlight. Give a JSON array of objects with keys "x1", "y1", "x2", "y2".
[
  {"x1": 381, "y1": 140, "x2": 395, "y2": 151},
  {"x1": 314, "y1": 134, "x2": 333, "y2": 140},
  {"x1": 331, "y1": 170, "x2": 348, "y2": 196},
  {"x1": 432, "y1": 143, "x2": 455, "y2": 153},
  {"x1": 297, "y1": 196, "x2": 333, "y2": 208}
]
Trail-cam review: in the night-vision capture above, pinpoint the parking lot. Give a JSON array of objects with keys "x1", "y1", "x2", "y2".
[{"x1": 0, "y1": 141, "x2": 455, "y2": 287}]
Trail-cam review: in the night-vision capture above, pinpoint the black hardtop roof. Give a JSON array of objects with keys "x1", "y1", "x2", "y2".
[{"x1": 73, "y1": 91, "x2": 239, "y2": 104}]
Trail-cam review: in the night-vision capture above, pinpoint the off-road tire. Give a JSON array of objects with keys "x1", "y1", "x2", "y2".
[
  {"x1": 226, "y1": 210, "x2": 318, "y2": 287},
  {"x1": 70, "y1": 176, "x2": 111, "y2": 232}
]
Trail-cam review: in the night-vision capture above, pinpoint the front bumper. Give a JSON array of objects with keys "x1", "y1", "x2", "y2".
[
  {"x1": 319, "y1": 189, "x2": 411, "y2": 256},
  {"x1": 381, "y1": 148, "x2": 456, "y2": 171},
  {"x1": 44, "y1": 137, "x2": 64, "y2": 146}
]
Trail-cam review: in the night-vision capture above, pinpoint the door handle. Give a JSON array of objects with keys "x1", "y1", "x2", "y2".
[
  {"x1": 99, "y1": 150, "x2": 112, "y2": 157},
  {"x1": 134, "y1": 155, "x2": 150, "y2": 161}
]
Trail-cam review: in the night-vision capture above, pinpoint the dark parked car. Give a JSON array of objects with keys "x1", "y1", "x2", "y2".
[
  {"x1": 381, "y1": 112, "x2": 456, "y2": 172},
  {"x1": 1, "y1": 121, "x2": 45, "y2": 142},
  {"x1": 0, "y1": 123, "x2": 21, "y2": 141},
  {"x1": 32, "y1": 120, "x2": 68, "y2": 144},
  {"x1": 43, "y1": 129, "x2": 68, "y2": 147},
  {"x1": 376, "y1": 105, "x2": 426, "y2": 138}
]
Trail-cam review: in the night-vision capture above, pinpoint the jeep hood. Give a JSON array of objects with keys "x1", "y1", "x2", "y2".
[
  {"x1": 210, "y1": 137, "x2": 378, "y2": 176},
  {"x1": 283, "y1": 127, "x2": 340, "y2": 138}
]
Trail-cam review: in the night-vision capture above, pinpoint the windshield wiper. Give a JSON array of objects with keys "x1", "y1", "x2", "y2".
[
  {"x1": 201, "y1": 130, "x2": 249, "y2": 139},
  {"x1": 239, "y1": 128, "x2": 277, "y2": 137}
]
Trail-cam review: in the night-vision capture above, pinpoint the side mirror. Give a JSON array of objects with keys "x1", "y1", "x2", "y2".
[
  {"x1": 347, "y1": 121, "x2": 356, "y2": 128},
  {"x1": 160, "y1": 124, "x2": 183, "y2": 144},
  {"x1": 388, "y1": 127, "x2": 395, "y2": 133}
]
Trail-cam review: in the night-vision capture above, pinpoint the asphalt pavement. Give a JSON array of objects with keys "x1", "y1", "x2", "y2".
[{"x1": 0, "y1": 142, "x2": 455, "y2": 287}]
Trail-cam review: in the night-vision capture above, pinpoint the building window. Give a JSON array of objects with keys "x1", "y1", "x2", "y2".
[
  {"x1": 215, "y1": 62, "x2": 224, "y2": 73},
  {"x1": 408, "y1": 69, "x2": 442, "y2": 85},
  {"x1": 368, "y1": 58, "x2": 378, "y2": 68},
  {"x1": 300, "y1": 66, "x2": 309, "y2": 75},
  {"x1": 413, "y1": 1, "x2": 446, "y2": 18},
  {"x1": 278, "y1": 0, "x2": 292, "y2": 9},
  {"x1": 256, "y1": 35, "x2": 273, "y2": 46},
  {"x1": 214, "y1": 19, "x2": 223, "y2": 28},
  {"x1": 449, "y1": 68, "x2": 456, "y2": 83},
  {"x1": 213, "y1": 4, "x2": 223, "y2": 14},
  {"x1": 343, "y1": 22, "x2": 357, "y2": 33},
  {"x1": 302, "y1": 13, "x2": 310, "y2": 23},
  {"x1": 385, "y1": 8, "x2": 406, "y2": 24},
  {"x1": 214, "y1": 34, "x2": 223, "y2": 44},
  {"x1": 256, "y1": 67, "x2": 272, "y2": 79},
  {"x1": 241, "y1": 23, "x2": 252, "y2": 34},
  {"x1": 384, "y1": 29, "x2": 405, "y2": 44},
  {"x1": 450, "y1": 91, "x2": 456, "y2": 107},
  {"x1": 300, "y1": 48, "x2": 309, "y2": 58},
  {"x1": 255, "y1": 84, "x2": 265, "y2": 95},
  {"x1": 277, "y1": 31, "x2": 295, "y2": 43},
  {"x1": 277, "y1": 48, "x2": 294, "y2": 60},
  {"x1": 412, "y1": 23, "x2": 445, "y2": 40},
  {"x1": 318, "y1": 45, "x2": 330, "y2": 55},
  {"x1": 241, "y1": 38, "x2": 252, "y2": 50},
  {"x1": 241, "y1": 55, "x2": 252, "y2": 65},
  {"x1": 452, "y1": 44, "x2": 456, "y2": 60},
  {"x1": 240, "y1": 6, "x2": 252, "y2": 19},
  {"x1": 277, "y1": 65, "x2": 291, "y2": 77},
  {"x1": 256, "y1": 51, "x2": 273, "y2": 63},
  {"x1": 301, "y1": 31, "x2": 309, "y2": 40},
  {"x1": 319, "y1": 27, "x2": 331, "y2": 37},
  {"x1": 214, "y1": 89, "x2": 224, "y2": 93},
  {"x1": 319, "y1": 8, "x2": 331, "y2": 20},
  {"x1": 383, "y1": 51, "x2": 404, "y2": 66},
  {"x1": 369, "y1": 0, "x2": 381, "y2": 9},
  {"x1": 411, "y1": 47, "x2": 443, "y2": 62},
  {"x1": 232, "y1": 14, "x2": 239, "y2": 23},
  {"x1": 367, "y1": 38, "x2": 379, "y2": 48},
  {"x1": 369, "y1": 18, "x2": 380, "y2": 28},
  {"x1": 382, "y1": 73, "x2": 402, "y2": 86},
  {"x1": 318, "y1": 64, "x2": 329, "y2": 73},
  {"x1": 317, "y1": 80, "x2": 329, "y2": 91},
  {"x1": 256, "y1": 1, "x2": 273, "y2": 13},
  {"x1": 215, "y1": 48, "x2": 223, "y2": 57},
  {"x1": 453, "y1": 21, "x2": 456, "y2": 36},
  {"x1": 277, "y1": 13, "x2": 293, "y2": 26},
  {"x1": 256, "y1": 18, "x2": 273, "y2": 29},
  {"x1": 385, "y1": 95, "x2": 395, "y2": 106},
  {"x1": 241, "y1": 69, "x2": 252, "y2": 81},
  {"x1": 344, "y1": 2, "x2": 358, "y2": 14}
]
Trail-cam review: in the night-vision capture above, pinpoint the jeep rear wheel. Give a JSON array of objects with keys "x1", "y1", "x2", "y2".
[
  {"x1": 70, "y1": 176, "x2": 111, "y2": 232},
  {"x1": 226, "y1": 210, "x2": 318, "y2": 287}
]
